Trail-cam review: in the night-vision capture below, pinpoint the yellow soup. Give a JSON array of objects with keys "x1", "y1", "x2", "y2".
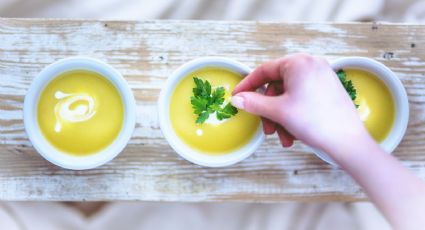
[
  {"x1": 170, "y1": 67, "x2": 260, "y2": 155},
  {"x1": 37, "y1": 70, "x2": 124, "y2": 156},
  {"x1": 346, "y1": 69, "x2": 395, "y2": 142}
]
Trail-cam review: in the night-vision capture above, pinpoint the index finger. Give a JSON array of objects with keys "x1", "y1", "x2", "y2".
[{"x1": 233, "y1": 58, "x2": 288, "y2": 95}]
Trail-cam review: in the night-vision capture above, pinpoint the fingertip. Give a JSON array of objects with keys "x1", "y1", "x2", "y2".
[
  {"x1": 262, "y1": 118, "x2": 276, "y2": 135},
  {"x1": 230, "y1": 95, "x2": 245, "y2": 110},
  {"x1": 264, "y1": 126, "x2": 276, "y2": 135},
  {"x1": 232, "y1": 84, "x2": 242, "y2": 95},
  {"x1": 286, "y1": 139, "x2": 294, "y2": 147},
  {"x1": 276, "y1": 126, "x2": 294, "y2": 148},
  {"x1": 231, "y1": 91, "x2": 284, "y2": 123},
  {"x1": 280, "y1": 137, "x2": 294, "y2": 148},
  {"x1": 234, "y1": 60, "x2": 285, "y2": 94},
  {"x1": 232, "y1": 72, "x2": 255, "y2": 95}
]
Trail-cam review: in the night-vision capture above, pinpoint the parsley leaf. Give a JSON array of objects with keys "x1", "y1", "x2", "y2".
[
  {"x1": 336, "y1": 69, "x2": 359, "y2": 108},
  {"x1": 211, "y1": 87, "x2": 225, "y2": 105},
  {"x1": 193, "y1": 77, "x2": 211, "y2": 98},
  {"x1": 190, "y1": 77, "x2": 238, "y2": 124},
  {"x1": 217, "y1": 103, "x2": 238, "y2": 120},
  {"x1": 190, "y1": 96, "x2": 208, "y2": 115},
  {"x1": 196, "y1": 111, "x2": 210, "y2": 124}
]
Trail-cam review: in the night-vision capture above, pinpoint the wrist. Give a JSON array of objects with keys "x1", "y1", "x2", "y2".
[{"x1": 322, "y1": 129, "x2": 380, "y2": 166}]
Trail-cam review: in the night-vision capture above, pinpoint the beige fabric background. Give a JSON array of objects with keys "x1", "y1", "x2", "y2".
[
  {"x1": 0, "y1": 202, "x2": 390, "y2": 230},
  {"x1": 0, "y1": 0, "x2": 423, "y2": 229},
  {"x1": 1, "y1": 0, "x2": 425, "y2": 22}
]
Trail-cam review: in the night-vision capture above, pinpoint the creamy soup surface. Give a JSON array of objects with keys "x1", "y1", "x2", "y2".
[
  {"x1": 38, "y1": 70, "x2": 124, "y2": 156},
  {"x1": 346, "y1": 69, "x2": 395, "y2": 142},
  {"x1": 170, "y1": 67, "x2": 260, "y2": 155}
]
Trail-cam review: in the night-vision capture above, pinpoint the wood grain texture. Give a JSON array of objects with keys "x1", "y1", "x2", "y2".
[{"x1": 1, "y1": 19, "x2": 425, "y2": 201}]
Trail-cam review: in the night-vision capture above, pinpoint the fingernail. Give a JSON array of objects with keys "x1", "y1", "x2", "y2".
[{"x1": 231, "y1": 96, "x2": 244, "y2": 109}]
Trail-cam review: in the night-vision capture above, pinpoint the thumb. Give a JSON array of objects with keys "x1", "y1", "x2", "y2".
[{"x1": 231, "y1": 92, "x2": 285, "y2": 124}]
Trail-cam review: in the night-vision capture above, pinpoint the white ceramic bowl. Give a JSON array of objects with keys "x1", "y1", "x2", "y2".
[
  {"x1": 24, "y1": 57, "x2": 136, "y2": 170},
  {"x1": 158, "y1": 57, "x2": 264, "y2": 167},
  {"x1": 312, "y1": 57, "x2": 409, "y2": 166}
]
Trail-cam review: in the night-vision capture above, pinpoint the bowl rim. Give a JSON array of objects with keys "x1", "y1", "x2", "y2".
[
  {"x1": 24, "y1": 56, "x2": 136, "y2": 170},
  {"x1": 312, "y1": 56, "x2": 410, "y2": 166},
  {"x1": 158, "y1": 57, "x2": 265, "y2": 167}
]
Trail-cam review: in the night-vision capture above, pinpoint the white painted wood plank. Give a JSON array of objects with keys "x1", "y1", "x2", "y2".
[{"x1": 0, "y1": 19, "x2": 424, "y2": 201}]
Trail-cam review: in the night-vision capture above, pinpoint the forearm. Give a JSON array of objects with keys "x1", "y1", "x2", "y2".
[{"x1": 326, "y1": 136, "x2": 425, "y2": 229}]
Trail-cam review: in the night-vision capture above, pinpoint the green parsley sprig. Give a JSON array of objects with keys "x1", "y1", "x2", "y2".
[
  {"x1": 190, "y1": 77, "x2": 238, "y2": 124},
  {"x1": 336, "y1": 69, "x2": 358, "y2": 108}
]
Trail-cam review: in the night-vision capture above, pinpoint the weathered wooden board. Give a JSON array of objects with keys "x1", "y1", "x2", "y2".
[{"x1": 0, "y1": 19, "x2": 424, "y2": 201}]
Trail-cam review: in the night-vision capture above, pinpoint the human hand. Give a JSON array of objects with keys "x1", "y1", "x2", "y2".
[
  {"x1": 231, "y1": 54, "x2": 370, "y2": 154},
  {"x1": 232, "y1": 54, "x2": 425, "y2": 230}
]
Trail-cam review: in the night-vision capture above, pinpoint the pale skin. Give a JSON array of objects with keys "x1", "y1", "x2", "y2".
[{"x1": 231, "y1": 53, "x2": 425, "y2": 230}]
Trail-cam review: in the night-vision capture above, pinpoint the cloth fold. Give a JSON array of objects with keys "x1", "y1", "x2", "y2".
[
  {"x1": 1, "y1": 0, "x2": 423, "y2": 22},
  {"x1": 0, "y1": 201, "x2": 391, "y2": 230}
]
